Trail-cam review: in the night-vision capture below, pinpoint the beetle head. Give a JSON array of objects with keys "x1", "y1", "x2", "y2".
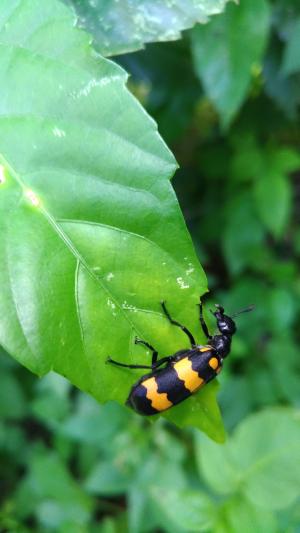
[{"x1": 213, "y1": 304, "x2": 236, "y2": 336}]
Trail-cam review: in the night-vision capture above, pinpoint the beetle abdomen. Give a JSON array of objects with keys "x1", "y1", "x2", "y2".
[
  {"x1": 126, "y1": 382, "x2": 159, "y2": 415},
  {"x1": 127, "y1": 347, "x2": 221, "y2": 415}
]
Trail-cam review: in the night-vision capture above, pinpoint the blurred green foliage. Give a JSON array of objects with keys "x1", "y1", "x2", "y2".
[
  {"x1": 1, "y1": 0, "x2": 300, "y2": 531},
  {"x1": 1, "y1": 353, "x2": 300, "y2": 532}
]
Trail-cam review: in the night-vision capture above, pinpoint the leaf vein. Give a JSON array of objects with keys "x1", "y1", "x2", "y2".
[
  {"x1": 22, "y1": 167, "x2": 159, "y2": 201},
  {"x1": 58, "y1": 218, "x2": 188, "y2": 274},
  {"x1": 75, "y1": 259, "x2": 85, "y2": 347},
  {"x1": 0, "y1": 113, "x2": 173, "y2": 169}
]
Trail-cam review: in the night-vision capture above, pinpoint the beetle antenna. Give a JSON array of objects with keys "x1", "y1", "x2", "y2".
[{"x1": 232, "y1": 304, "x2": 255, "y2": 318}]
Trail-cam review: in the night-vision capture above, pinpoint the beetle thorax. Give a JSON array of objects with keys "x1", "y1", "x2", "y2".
[{"x1": 211, "y1": 334, "x2": 232, "y2": 358}]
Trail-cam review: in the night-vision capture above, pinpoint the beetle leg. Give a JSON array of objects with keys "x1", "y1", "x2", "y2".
[
  {"x1": 198, "y1": 302, "x2": 212, "y2": 340},
  {"x1": 106, "y1": 357, "x2": 153, "y2": 370},
  {"x1": 134, "y1": 337, "x2": 158, "y2": 365},
  {"x1": 161, "y1": 301, "x2": 196, "y2": 348},
  {"x1": 152, "y1": 355, "x2": 174, "y2": 369}
]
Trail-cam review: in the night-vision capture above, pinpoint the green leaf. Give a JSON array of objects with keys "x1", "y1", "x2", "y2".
[
  {"x1": 61, "y1": 396, "x2": 132, "y2": 447},
  {"x1": 151, "y1": 488, "x2": 214, "y2": 532},
  {"x1": 281, "y1": 19, "x2": 300, "y2": 76},
  {"x1": 128, "y1": 455, "x2": 188, "y2": 533},
  {"x1": 97, "y1": 517, "x2": 127, "y2": 533},
  {"x1": 254, "y1": 172, "x2": 291, "y2": 238},
  {"x1": 191, "y1": 0, "x2": 270, "y2": 127},
  {"x1": 0, "y1": 1, "x2": 225, "y2": 438},
  {"x1": 264, "y1": 38, "x2": 300, "y2": 118},
  {"x1": 215, "y1": 496, "x2": 277, "y2": 533},
  {"x1": 85, "y1": 460, "x2": 132, "y2": 495},
  {"x1": 266, "y1": 337, "x2": 300, "y2": 405},
  {"x1": 64, "y1": 0, "x2": 231, "y2": 57},
  {"x1": 0, "y1": 368, "x2": 27, "y2": 419},
  {"x1": 31, "y1": 373, "x2": 72, "y2": 426},
  {"x1": 253, "y1": 147, "x2": 300, "y2": 238},
  {"x1": 195, "y1": 408, "x2": 300, "y2": 511},
  {"x1": 15, "y1": 449, "x2": 93, "y2": 528},
  {"x1": 266, "y1": 288, "x2": 296, "y2": 332},
  {"x1": 230, "y1": 141, "x2": 300, "y2": 238},
  {"x1": 223, "y1": 193, "x2": 265, "y2": 275},
  {"x1": 0, "y1": 424, "x2": 27, "y2": 460},
  {"x1": 219, "y1": 377, "x2": 254, "y2": 431}
]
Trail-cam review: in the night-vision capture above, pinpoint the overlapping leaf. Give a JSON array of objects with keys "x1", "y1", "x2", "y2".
[
  {"x1": 64, "y1": 0, "x2": 231, "y2": 56},
  {"x1": 0, "y1": 0, "x2": 226, "y2": 440}
]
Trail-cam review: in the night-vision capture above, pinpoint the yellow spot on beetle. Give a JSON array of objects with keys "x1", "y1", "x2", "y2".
[
  {"x1": 143, "y1": 377, "x2": 172, "y2": 411},
  {"x1": 199, "y1": 346, "x2": 212, "y2": 352},
  {"x1": 209, "y1": 357, "x2": 219, "y2": 370},
  {"x1": 174, "y1": 358, "x2": 204, "y2": 393}
]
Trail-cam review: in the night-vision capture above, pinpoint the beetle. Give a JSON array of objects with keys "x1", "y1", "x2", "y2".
[{"x1": 106, "y1": 300, "x2": 252, "y2": 415}]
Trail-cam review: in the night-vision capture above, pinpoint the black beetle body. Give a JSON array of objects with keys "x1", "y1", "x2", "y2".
[{"x1": 107, "y1": 300, "x2": 242, "y2": 415}]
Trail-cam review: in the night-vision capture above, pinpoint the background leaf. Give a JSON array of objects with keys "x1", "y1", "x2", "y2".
[
  {"x1": 264, "y1": 38, "x2": 300, "y2": 118},
  {"x1": 281, "y1": 19, "x2": 300, "y2": 76},
  {"x1": 150, "y1": 488, "x2": 214, "y2": 532},
  {"x1": 253, "y1": 147, "x2": 300, "y2": 238},
  {"x1": 195, "y1": 409, "x2": 300, "y2": 511},
  {"x1": 15, "y1": 448, "x2": 93, "y2": 529},
  {"x1": 64, "y1": 0, "x2": 231, "y2": 57},
  {"x1": 191, "y1": 0, "x2": 270, "y2": 127},
  {"x1": 215, "y1": 496, "x2": 277, "y2": 533}
]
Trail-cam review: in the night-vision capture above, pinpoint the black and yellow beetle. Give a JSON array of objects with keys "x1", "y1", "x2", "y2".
[{"x1": 107, "y1": 300, "x2": 252, "y2": 415}]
